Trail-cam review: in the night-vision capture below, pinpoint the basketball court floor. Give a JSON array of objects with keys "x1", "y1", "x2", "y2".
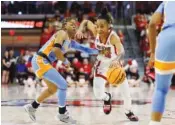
[{"x1": 1, "y1": 83, "x2": 175, "y2": 125}]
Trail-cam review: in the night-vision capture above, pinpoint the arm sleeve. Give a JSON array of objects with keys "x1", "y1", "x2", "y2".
[{"x1": 70, "y1": 40, "x2": 99, "y2": 55}]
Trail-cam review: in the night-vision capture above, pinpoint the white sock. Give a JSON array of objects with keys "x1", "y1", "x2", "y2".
[
  {"x1": 59, "y1": 105, "x2": 65, "y2": 108},
  {"x1": 103, "y1": 93, "x2": 110, "y2": 101},
  {"x1": 149, "y1": 121, "x2": 161, "y2": 125}
]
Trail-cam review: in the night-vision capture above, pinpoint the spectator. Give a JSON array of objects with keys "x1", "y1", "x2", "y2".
[
  {"x1": 54, "y1": 1, "x2": 67, "y2": 14},
  {"x1": 23, "y1": 50, "x2": 31, "y2": 63},
  {"x1": 111, "y1": 1, "x2": 117, "y2": 18},
  {"x1": 64, "y1": 9, "x2": 71, "y2": 18},
  {"x1": 134, "y1": 14, "x2": 148, "y2": 42},
  {"x1": 81, "y1": 58, "x2": 92, "y2": 76},
  {"x1": 143, "y1": 66, "x2": 155, "y2": 86},
  {"x1": 9, "y1": 49, "x2": 16, "y2": 83},
  {"x1": 53, "y1": 21, "x2": 62, "y2": 33},
  {"x1": 127, "y1": 66, "x2": 141, "y2": 87},
  {"x1": 72, "y1": 58, "x2": 82, "y2": 71},
  {"x1": 40, "y1": 28, "x2": 52, "y2": 47},
  {"x1": 76, "y1": 68, "x2": 89, "y2": 87},
  {"x1": 88, "y1": 8, "x2": 96, "y2": 19},
  {"x1": 16, "y1": 56, "x2": 28, "y2": 85},
  {"x1": 48, "y1": 24, "x2": 54, "y2": 35},
  {"x1": 83, "y1": 1, "x2": 92, "y2": 14},
  {"x1": 70, "y1": 2, "x2": 81, "y2": 15},
  {"x1": 125, "y1": 59, "x2": 141, "y2": 87},
  {"x1": 95, "y1": 1, "x2": 104, "y2": 15},
  {"x1": 24, "y1": 60, "x2": 36, "y2": 88},
  {"x1": 2, "y1": 50, "x2": 11, "y2": 84},
  {"x1": 65, "y1": 68, "x2": 76, "y2": 87}
]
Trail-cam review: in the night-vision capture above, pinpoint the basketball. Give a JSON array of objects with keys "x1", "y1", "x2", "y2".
[{"x1": 106, "y1": 66, "x2": 126, "y2": 85}]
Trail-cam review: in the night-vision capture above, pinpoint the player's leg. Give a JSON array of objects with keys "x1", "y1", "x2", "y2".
[
  {"x1": 118, "y1": 78, "x2": 139, "y2": 121},
  {"x1": 24, "y1": 68, "x2": 61, "y2": 120},
  {"x1": 24, "y1": 68, "x2": 58, "y2": 121},
  {"x1": 24, "y1": 68, "x2": 76, "y2": 123},
  {"x1": 149, "y1": 27, "x2": 175, "y2": 125},
  {"x1": 93, "y1": 76, "x2": 112, "y2": 114},
  {"x1": 149, "y1": 73, "x2": 173, "y2": 125},
  {"x1": 42, "y1": 68, "x2": 76, "y2": 123}
]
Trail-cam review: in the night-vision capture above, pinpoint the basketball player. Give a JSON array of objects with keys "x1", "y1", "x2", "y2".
[
  {"x1": 75, "y1": 8, "x2": 138, "y2": 121},
  {"x1": 148, "y1": 2, "x2": 175, "y2": 125},
  {"x1": 24, "y1": 17, "x2": 98, "y2": 124}
]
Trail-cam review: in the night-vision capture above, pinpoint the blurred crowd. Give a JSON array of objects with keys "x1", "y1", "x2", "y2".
[
  {"x1": 2, "y1": 48, "x2": 144, "y2": 88},
  {"x1": 2, "y1": 48, "x2": 175, "y2": 89},
  {"x1": 1, "y1": 1, "x2": 124, "y2": 19},
  {"x1": 135, "y1": 1, "x2": 161, "y2": 14},
  {"x1": 1, "y1": 49, "x2": 94, "y2": 87}
]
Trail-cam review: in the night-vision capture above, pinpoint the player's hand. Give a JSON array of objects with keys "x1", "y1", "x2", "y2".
[
  {"x1": 75, "y1": 30, "x2": 85, "y2": 39},
  {"x1": 148, "y1": 53, "x2": 155, "y2": 68},
  {"x1": 109, "y1": 61, "x2": 121, "y2": 68}
]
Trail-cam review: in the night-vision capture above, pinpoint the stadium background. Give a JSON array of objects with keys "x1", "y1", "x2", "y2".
[{"x1": 1, "y1": 1, "x2": 175, "y2": 87}]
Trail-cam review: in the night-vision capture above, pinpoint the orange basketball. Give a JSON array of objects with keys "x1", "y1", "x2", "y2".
[{"x1": 106, "y1": 66, "x2": 126, "y2": 85}]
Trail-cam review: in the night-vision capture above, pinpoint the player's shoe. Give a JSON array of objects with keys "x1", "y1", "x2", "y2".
[
  {"x1": 56, "y1": 111, "x2": 77, "y2": 124},
  {"x1": 103, "y1": 92, "x2": 112, "y2": 115},
  {"x1": 125, "y1": 111, "x2": 139, "y2": 121},
  {"x1": 24, "y1": 104, "x2": 36, "y2": 121}
]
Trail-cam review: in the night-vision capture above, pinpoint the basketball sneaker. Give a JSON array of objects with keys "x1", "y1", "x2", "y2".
[
  {"x1": 24, "y1": 104, "x2": 36, "y2": 121},
  {"x1": 56, "y1": 111, "x2": 77, "y2": 124},
  {"x1": 125, "y1": 111, "x2": 139, "y2": 121},
  {"x1": 103, "y1": 92, "x2": 112, "y2": 114}
]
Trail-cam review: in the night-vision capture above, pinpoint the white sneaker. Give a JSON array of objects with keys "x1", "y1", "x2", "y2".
[
  {"x1": 56, "y1": 111, "x2": 76, "y2": 124},
  {"x1": 24, "y1": 104, "x2": 36, "y2": 121}
]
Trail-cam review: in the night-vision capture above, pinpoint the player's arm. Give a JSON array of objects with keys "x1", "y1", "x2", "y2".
[
  {"x1": 51, "y1": 30, "x2": 68, "y2": 63},
  {"x1": 148, "y1": 2, "x2": 164, "y2": 67},
  {"x1": 70, "y1": 40, "x2": 99, "y2": 55},
  {"x1": 148, "y1": 11, "x2": 163, "y2": 53},
  {"x1": 75, "y1": 20, "x2": 97, "y2": 39},
  {"x1": 110, "y1": 34, "x2": 125, "y2": 61}
]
